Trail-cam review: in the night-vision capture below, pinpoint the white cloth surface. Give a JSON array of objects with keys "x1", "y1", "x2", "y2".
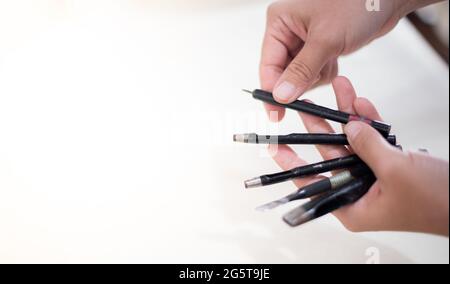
[{"x1": 0, "y1": 0, "x2": 448, "y2": 263}]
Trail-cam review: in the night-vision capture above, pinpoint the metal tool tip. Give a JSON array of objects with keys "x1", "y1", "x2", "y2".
[
  {"x1": 244, "y1": 177, "x2": 263, "y2": 189},
  {"x1": 282, "y1": 206, "x2": 315, "y2": 227},
  {"x1": 242, "y1": 89, "x2": 253, "y2": 94},
  {"x1": 256, "y1": 197, "x2": 290, "y2": 212},
  {"x1": 233, "y1": 134, "x2": 245, "y2": 143},
  {"x1": 233, "y1": 133, "x2": 257, "y2": 143}
]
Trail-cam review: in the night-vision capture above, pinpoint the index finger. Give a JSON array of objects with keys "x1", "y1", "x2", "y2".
[
  {"x1": 260, "y1": 35, "x2": 288, "y2": 121},
  {"x1": 260, "y1": 27, "x2": 302, "y2": 121}
]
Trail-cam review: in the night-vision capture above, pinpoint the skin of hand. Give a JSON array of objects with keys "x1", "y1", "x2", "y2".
[
  {"x1": 269, "y1": 76, "x2": 449, "y2": 236},
  {"x1": 260, "y1": 0, "x2": 443, "y2": 121}
]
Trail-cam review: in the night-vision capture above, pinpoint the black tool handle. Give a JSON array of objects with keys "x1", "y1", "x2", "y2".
[
  {"x1": 349, "y1": 164, "x2": 372, "y2": 177},
  {"x1": 294, "y1": 163, "x2": 373, "y2": 200},
  {"x1": 256, "y1": 133, "x2": 396, "y2": 145},
  {"x1": 260, "y1": 155, "x2": 362, "y2": 186},
  {"x1": 313, "y1": 174, "x2": 376, "y2": 219},
  {"x1": 295, "y1": 179, "x2": 333, "y2": 200},
  {"x1": 291, "y1": 155, "x2": 362, "y2": 177},
  {"x1": 251, "y1": 89, "x2": 391, "y2": 137}
]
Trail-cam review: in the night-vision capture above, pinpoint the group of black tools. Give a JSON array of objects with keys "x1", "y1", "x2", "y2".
[{"x1": 234, "y1": 89, "x2": 397, "y2": 227}]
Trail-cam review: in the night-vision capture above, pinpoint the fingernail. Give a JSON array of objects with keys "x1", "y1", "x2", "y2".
[
  {"x1": 345, "y1": 122, "x2": 363, "y2": 141},
  {"x1": 274, "y1": 82, "x2": 302, "y2": 102}
]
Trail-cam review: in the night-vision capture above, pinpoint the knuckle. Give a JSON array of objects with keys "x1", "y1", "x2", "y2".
[
  {"x1": 330, "y1": 62, "x2": 339, "y2": 78},
  {"x1": 311, "y1": 35, "x2": 342, "y2": 55},
  {"x1": 288, "y1": 60, "x2": 315, "y2": 82},
  {"x1": 320, "y1": 62, "x2": 338, "y2": 84}
]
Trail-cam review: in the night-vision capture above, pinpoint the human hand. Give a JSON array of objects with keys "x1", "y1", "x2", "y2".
[
  {"x1": 260, "y1": 0, "x2": 415, "y2": 121},
  {"x1": 269, "y1": 76, "x2": 449, "y2": 236}
]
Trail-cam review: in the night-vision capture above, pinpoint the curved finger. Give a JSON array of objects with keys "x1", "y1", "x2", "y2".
[
  {"x1": 260, "y1": 21, "x2": 302, "y2": 84},
  {"x1": 273, "y1": 38, "x2": 338, "y2": 103},
  {"x1": 312, "y1": 59, "x2": 339, "y2": 88},
  {"x1": 260, "y1": 35, "x2": 297, "y2": 122},
  {"x1": 353, "y1": 97, "x2": 383, "y2": 121},
  {"x1": 299, "y1": 100, "x2": 350, "y2": 160},
  {"x1": 332, "y1": 76, "x2": 357, "y2": 132},
  {"x1": 259, "y1": 36, "x2": 289, "y2": 90}
]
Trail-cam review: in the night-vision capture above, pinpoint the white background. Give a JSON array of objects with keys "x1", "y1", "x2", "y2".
[{"x1": 0, "y1": 0, "x2": 448, "y2": 263}]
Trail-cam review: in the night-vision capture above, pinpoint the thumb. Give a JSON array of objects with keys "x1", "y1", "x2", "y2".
[
  {"x1": 273, "y1": 40, "x2": 334, "y2": 103},
  {"x1": 345, "y1": 121, "x2": 400, "y2": 175}
]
